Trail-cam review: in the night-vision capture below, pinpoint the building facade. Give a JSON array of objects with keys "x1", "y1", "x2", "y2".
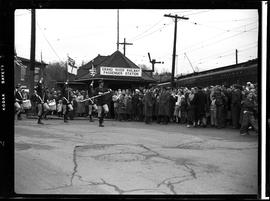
[
  {"x1": 74, "y1": 51, "x2": 156, "y2": 90},
  {"x1": 14, "y1": 56, "x2": 47, "y2": 89}
]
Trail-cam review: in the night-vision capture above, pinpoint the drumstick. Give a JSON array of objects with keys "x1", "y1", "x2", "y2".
[
  {"x1": 63, "y1": 97, "x2": 70, "y2": 104},
  {"x1": 36, "y1": 94, "x2": 44, "y2": 104},
  {"x1": 80, "y1": 91, "x2": 111, "y2": 102}
]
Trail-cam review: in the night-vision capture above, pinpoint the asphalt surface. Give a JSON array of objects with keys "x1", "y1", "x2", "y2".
[{"x1": 14, "y1": 116, "x2": 258, "y2": 195}]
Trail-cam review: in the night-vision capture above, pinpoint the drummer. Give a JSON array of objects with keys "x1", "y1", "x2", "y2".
[
  {"x1": 14, "y1": 84, "x2": 23, "y2": 120},
  {"x1": 36, "y1": 77, "x2": 45, "y2": 124},
  {"x1": 94, "y1": 79, "x2": 112, "y2": 127},
  {"x1": 88, "y1": 81, "x2": 96, "y2": 122},
  {"x1": 42, "y1": 88, "x2": 50, "y2": 120},
  {"x1": 62, "y1": 81, "x2": 71, "y2": 123}
]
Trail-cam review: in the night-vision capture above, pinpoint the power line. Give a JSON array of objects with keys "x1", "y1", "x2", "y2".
[
  {"x1": 185, "y1": 10, "x2": 211, "y2": 16},
  {"x1": 131, "y1": 21, "x2": 173, "y2": 42},
  {"x1": 180, "y1": 26, "x2": 257, "y2": 55},
  {"x1": 193, "y1": 41, "x2": 258, "y2": 63},
  {"x1": 201, "y1": 17, "x2": 257, "y2": 23},
  {"x1": 186, "y1": 20, "x2": 257, "y2": 33},
  {"x1": 129, "y1": 18, "x2": 165, "y2": 41},
  {"x1": 179, "y1": 21, "x2": 257, "y2": 53},
  {"x1": 196, "y1": 45, "x2": 257, "y2": 66},
  {"x1": 36, "y1": 21, "x2": 62, "y2": 61}
]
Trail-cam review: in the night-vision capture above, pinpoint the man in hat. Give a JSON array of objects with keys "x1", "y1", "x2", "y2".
[
  {"x1": 94, "y1": 79, "x2": 111, "y2": 127},
  {"x1": 14, "y1": 84, "x2": 23, "y2": 120}
]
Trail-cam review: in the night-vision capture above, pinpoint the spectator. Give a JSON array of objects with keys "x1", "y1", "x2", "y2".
[
  {"x1": 231, "y1": 84, "x2": 242, "y2": 129},
  {"x1": 240, "y1": 92, "x2": 258, "y2": 135}
]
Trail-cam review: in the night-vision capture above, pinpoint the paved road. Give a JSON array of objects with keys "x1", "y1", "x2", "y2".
[{"x1": 14, "y1": 118, "x2": 258, "y2": 195}]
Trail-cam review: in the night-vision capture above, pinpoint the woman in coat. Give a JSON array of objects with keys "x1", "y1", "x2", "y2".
[
  {"x1": 158, "y1": 87, "x2": 170, "y2": 124},
  {"x1": 76, "y1": 92, "x2": 85, "y2": 117},
  {"x1": 143, "y1": 89, "x2": 154, "y2": 124}
]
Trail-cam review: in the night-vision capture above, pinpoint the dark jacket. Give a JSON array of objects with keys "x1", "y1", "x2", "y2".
[
  {"x1": 61, "y1": 84, "x2": 70, "y2": 105},
  {"x1": 241, "y1": 98, "x2": 257, "y2": 114},
  {"x1": 194, "y1": 90, "x2": 207, "y2": 115},
  {"x1": 94, "y1": 87, "x2": 109, "y2": 106},
  {"x1": 143, "y1": 91, "x2": 154, "y2": 117},
  {"x1": 231, "y1": 89, "x2": 242, "y2": 107},
  {"x1": 158, "y1": 91, "x2": 170, "y2": 116},
  {"x1": 15, "y1": 91, "x2": 23, "y2": 104}
]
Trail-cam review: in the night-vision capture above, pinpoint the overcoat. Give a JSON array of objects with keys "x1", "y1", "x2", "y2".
[
  {"x1": 143, "y1": 91, "x2": 154, "y2": 117},
  {"x1": 158, "y1": 91, "x2": 170, "y2": 116}
]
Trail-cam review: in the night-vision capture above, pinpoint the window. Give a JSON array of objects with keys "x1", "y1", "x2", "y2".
[{"x1": 34, "y1": 67, "x2": 40, "y2": 82}]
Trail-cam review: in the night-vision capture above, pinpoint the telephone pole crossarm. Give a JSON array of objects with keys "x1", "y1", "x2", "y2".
[
  {"x1": 164, "y1": 13, "x2": 189, "y2": 87},
  {"x1": 164, "y1": 14, "x2": 189, "y2": 20},
  {"x1": 119, "y1": 38, "x2": 133, "y2": 56}
]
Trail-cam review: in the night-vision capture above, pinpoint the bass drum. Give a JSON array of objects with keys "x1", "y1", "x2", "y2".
[
  {"x1": 48, "y1": 101, "x2": 56, "y2": 111},
  {"x1": 68, "y1": 103, "x2": 73, "y2": 111},
  {"x1": 43, "y1": 103, "x2": 50, "y2": 111},
  {"x1": 22, "y1": 100, "x2": 32, "y2": 110}
]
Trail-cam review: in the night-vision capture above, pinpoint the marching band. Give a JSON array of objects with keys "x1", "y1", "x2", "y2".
[{"x1": 14, "y1": 79, "x2": 112, "y2": 127}]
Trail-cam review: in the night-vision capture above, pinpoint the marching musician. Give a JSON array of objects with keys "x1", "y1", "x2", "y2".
[
  {"x1": 14, "y1": 84, "x2": 24, "y2": 120},
  {"x1": 88, "y1": 80, "x2": 96, "y2": 122},
  {"x1": 36, "y1": 77, "x2": 45, "y2": 124},
  {"x1": 94, "y1": 79, "x2": 111, "y2": 127},
  {"x1": 42, "y1": 88, "x2": 50, "y2": 120},
  {"x1": 61, "y1": 81, "x2": 72, "y2": 123}
]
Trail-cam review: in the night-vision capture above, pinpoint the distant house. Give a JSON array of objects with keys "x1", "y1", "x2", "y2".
[{"x1": 14, "y1": 56, "x2": 47, "y2": 89}]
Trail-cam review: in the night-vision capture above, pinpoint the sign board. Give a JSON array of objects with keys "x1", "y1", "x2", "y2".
[{"x1": 100, "y1": 67, "x2": 142, "y2": 77}]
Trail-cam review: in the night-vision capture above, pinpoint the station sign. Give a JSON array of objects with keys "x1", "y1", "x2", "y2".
[{"x1": 100, "y1": 66, "x2": 142, "y2": 77}]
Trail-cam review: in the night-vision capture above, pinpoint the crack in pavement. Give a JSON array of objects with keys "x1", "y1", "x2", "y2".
[
  {"x1": 164, "y1": 140, "x2": 257, "y2": 151},
  {"x1": 183, "y1": 164, "x2": 197, "y2": 179},
  {"x1": 77, "y1": 177, "x2": 159, "y2": 194},
  {"x1": 45, "y1": 143, "x2": 217, "y2": 194},
  {"x1": 157, "y1": 175, "x2": 195, "y2": 194}
]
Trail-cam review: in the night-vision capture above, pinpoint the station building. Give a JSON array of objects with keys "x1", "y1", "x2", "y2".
[{"x1": 71, "y1": 50, "x2": 156, "y2": 90}]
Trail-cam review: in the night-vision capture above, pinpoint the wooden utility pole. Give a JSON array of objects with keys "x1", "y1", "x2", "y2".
[
  {"x1": 29, "y1": 9, "x2": 36, "y2": 96},
  {"x1": 235, "y1": 49, "x2": 238, "y2": 64},
  {"x1": 164, "y1": 14, "x2": 188, "y2": 87},
  {"x1": 117, "y1": 9, "x2": 119, "y2": 51},
  {"x1": 119, "y1": 38, "x2": 133, "y2": 56}
]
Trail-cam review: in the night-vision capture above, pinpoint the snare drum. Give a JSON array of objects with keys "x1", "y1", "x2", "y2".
[
  {"x1": 43, "y1": 103, "x2": 50, "y2": 111},
  {"x1": 68, "y1": 103, "x2": 73, "y2": 111},
  {"x1": 22, "y1": 100, "x2": 31, "y2": 110},
  {"x1": 48, "y1": 101, "x2": 56, "y2": 111}
]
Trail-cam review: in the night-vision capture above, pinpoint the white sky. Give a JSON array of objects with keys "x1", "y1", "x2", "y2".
[{"x1": 15, "y1": 9, "x2": 258, "y2": 75}]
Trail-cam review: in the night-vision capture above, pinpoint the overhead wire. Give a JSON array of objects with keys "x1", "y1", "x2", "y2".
[
  {"x1": 179, "y1": 21, "x2": 258, "y2": 53},
  {"x1": 197, "y1": 44, "x2": 257, "y2": 67},
  {"x1": 180, "y1": 26, "x2": 257, "y2": 55},
  {"x1": 193, "y1": 41, "x2": 258, "y2": 63},
  {"x1": 129, "y1": 18, "x2": 165, "y2": 41},
  {"x1": 36, "y1": 20, "x2": 62, "y2": 61}
]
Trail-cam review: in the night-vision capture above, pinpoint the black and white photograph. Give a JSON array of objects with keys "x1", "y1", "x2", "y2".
[{"x1": 8, "y1": 4, "x2": 267, "y2": 197}]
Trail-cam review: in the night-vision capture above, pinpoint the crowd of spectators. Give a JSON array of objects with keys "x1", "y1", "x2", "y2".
[{"x1": 18, "y1": 82, "x2": 258, "y2": 136}]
